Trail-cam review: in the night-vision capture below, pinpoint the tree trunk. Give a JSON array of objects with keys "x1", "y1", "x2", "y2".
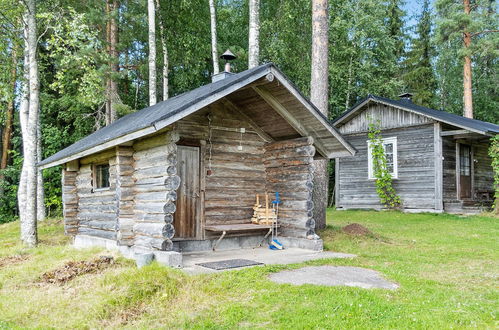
[
  {"x1": 21, "y1": 0, "x2": 39, "y2": 247},
  {"x1": 155, "y1": 0, "x2": 168, "y2": 100},
  {"x1": 148, "y1": 0, "x2": 157, "y2": 106},
  {"x1": 463, "y1": 0, "x2": 473, "y2": 118},
  {"x1": 0, "y1": 44, "x2": 17, "y2": 198},
  {"x1": 18, "y1": 22, "x2": 29, "y2": 222},
  {"x1": 36, "y1": 120, "x2": 45, "y2": 221},
  {"x1": 310, "y1": 0, "x2": 329, "y2": 231},
  {"x1": 209, "y1": 0, "x2": 219, "y2": 74},
  {"x1": 248, "y1": 0, "x2": 260, "y2": 68},
  {"x1": 105, "y1": 0, "x2": 119, "y2": 125}
]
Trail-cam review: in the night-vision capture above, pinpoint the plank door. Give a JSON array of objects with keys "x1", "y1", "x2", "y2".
[
  {"x1": 459, "y1": 144, "x2": 472, "y2": 199},
  {"x1": 174, "y1": 146, "x2": 200, "y2": 239}
]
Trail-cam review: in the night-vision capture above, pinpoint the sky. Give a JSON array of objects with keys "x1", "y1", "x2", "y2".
[{"x1": 403, "y1": 0, "x2": 430, "y2": 29}]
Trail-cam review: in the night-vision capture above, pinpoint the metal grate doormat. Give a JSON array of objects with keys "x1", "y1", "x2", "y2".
[{"x1": 196, "y1": 259, "x2": 264, "y2": 270}]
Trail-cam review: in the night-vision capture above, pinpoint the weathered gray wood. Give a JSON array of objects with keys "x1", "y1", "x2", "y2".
[
  {"x1": 133, "y1": 223, "x2": 175, "y2": 239},
  {"x1": 434, "y1": 123, "x2": 443, "y2": 210}
]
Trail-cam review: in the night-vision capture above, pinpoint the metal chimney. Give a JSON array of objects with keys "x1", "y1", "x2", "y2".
[
  {"x1": 212, "y1": 49, "x2": 237, "y2": 83},
  {"x1": 398, "y1": 93, "x2": 413, "y2": 102}
]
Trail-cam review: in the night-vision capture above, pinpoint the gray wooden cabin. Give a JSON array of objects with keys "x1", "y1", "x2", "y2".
[
  {"x1": 39, "y1": 63, "x2": 355, "y2": 265},
  {"x1": 333, "y1": 94, "x2": 499, "y2": 214}
]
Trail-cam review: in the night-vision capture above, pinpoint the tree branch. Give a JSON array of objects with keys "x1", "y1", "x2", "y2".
[{"x1": 471, "y1": 30, "x2": 499, "y2": 37}]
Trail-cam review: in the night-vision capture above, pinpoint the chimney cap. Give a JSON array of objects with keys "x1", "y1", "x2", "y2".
[
  {"x1": 398, "y1": 92, "x2": 413, "y2": 99},
  {"x1": 220, "y1": 49, "x2": 236, "y2": 61}
]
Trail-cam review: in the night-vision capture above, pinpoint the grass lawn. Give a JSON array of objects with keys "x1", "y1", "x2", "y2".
[{"x1": 0, "y1": 210, "x2": 497, "y2": 328}]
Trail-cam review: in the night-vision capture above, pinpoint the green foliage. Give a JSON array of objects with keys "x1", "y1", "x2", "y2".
[
  {"x1": 402, "y1": 0, "x2": 437, "y2": 108},
  {"x1": 368, "y1": 121, "x2": 401, "y2": 208},
  {"x1": 489, "y1": 135, "x2": 499, "y2": 213},
  {"x1": 435, "y1": 0, "x2": 499, "y2": 122}
]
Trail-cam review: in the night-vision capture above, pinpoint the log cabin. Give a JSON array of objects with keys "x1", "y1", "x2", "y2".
[
  {"x1": 39, "y1": 63, "x2": 355, "y2": 266},
  {"x1": 333, "y1": 93, "x2": 499, "y2": 214}
]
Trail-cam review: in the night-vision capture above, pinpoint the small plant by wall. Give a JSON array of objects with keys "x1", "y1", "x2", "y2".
[
  {"x1": 368, "y1": 121, "x2": 402, "y2": 209},
  {"x1": 488, "y1": 135, "x2": 499, "y2": 214}
]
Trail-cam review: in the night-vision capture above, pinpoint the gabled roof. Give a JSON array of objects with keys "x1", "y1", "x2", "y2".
[
  {"x1": 40, "y1": 63, "x2": 355, "y2": 169},
  {"x1": 333, "y1": 94, "x2": 499, "y2": 135}
]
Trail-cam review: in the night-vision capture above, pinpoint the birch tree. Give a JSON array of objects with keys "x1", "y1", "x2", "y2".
[
  {"x1": 148, "y1": 0, "x2": 157, "y2": 105},
  {"x1": 248, "y1": 0, "x2": 260, "y2": 68},
  {"x1": 155, "y1": 0, "x2": 168, "y2": 100},
  {"x1": 310, "y1": 0, "x2": 329, "y2": 231},
  {"x1": 209, "y1": 0, "x2": 219, "y2": 74},
  {"x1": 105, "y1": 0, "x2": 119, "y2": 124},
  {"x1": 19, "y1": 0, "x2": 40, "y2": 246}
]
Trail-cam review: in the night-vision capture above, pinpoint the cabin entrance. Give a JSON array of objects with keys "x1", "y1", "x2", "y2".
[
  {"x1": 174, "y1": 145, "x2": 200, "y2": 239},
  {"x1": 458, "y1": 144, "x2": 472, "y2": 199}
]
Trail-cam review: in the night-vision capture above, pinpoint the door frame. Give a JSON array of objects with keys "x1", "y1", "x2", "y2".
[
  {"x1": 455, "y1": 142, "x2": 474, "y2": 201},
  {"x1": 175, "y1": 139, "x2": 206, "y2": 240}
]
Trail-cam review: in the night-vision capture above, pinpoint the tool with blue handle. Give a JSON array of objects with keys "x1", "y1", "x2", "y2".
[{"x1": 269, "y1": 192, "x2": 283, "y2": 250}]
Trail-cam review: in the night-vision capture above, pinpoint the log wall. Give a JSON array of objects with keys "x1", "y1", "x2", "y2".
[
  {"x1": 264, "y1": 137, "x2": 316, "y2": 238},
  {"x1": 176, "y1": 104, "x2": 267, "y2": 229},
  {"x1": 473, "y1": 140, "x2": 494, "y2": 195},
  {"x1": 76, "y1": 150, "x2": 118, "y2": 240},
  {"x1": 337, "y1": 124, "x2": 437, "y2": 210},
  {"x1": 62, "y1": 169, "x2": 78, "y2": 235},
  {"x1": 442, "y1": 137, "x2": 457, "y2": 201},
  {"x1": 132, "y1": 130, "x2": 179, "y2": 250}
]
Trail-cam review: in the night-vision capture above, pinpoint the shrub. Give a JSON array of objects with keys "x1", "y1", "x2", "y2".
[{"x1": 488, "y1": 135, "x2": 499, "y2": 214}]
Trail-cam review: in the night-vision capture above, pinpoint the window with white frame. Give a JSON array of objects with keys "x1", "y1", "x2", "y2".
[{"x1": 367, "y1": 136, "x2": 398, "y2": 179}]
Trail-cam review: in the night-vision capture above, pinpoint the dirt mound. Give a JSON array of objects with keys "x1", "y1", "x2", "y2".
[
  {"x1": 342, "y1": 223, "x2": 372, "y2": 236},
  {"x1": 41, "y1": 256, "x2": 114, "y2": 284},
  {"x1": 0, "y1": 255, "x2": 29, "y2": 268}
]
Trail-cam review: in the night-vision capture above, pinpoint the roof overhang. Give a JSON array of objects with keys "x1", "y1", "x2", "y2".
[
  {"x1": 333, "y1": 96, "x2": 495, "y2": 137},
  {"x1": 39, "y1": 64, "x2": 355, "y2": 170}
]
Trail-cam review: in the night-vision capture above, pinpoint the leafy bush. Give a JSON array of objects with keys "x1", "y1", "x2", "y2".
[
  {"x1": 488, "y1": 135, "x2": 499, "y2": 214},
  {"x1": 368, "y1": 121, "x2": 401, "y2": 208}
]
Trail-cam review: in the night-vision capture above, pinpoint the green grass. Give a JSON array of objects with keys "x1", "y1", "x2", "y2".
[{"x1": 0, "y1": 211, "x2": 497, "y2": 328}]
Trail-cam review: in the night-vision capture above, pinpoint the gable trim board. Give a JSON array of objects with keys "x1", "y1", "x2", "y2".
[
  {"x1": 333, "y1": 95, "x2": 499, "y2": 136},
  {"x1": 39, "y1": 63, "x2": 355, "y2": 170}
]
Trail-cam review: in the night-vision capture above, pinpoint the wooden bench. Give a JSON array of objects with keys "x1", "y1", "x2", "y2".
[{"x1": 204, "y1": 224, "x2": 278, "y2": 250}]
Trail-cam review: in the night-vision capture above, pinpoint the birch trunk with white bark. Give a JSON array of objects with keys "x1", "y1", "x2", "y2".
[
  {"x1": 18, "y1": 24, "x2": 29, "y2": 223},
  {"x1": 310, "y1": 0, "x2": 329, "y2": 230},
  {"x1": 209, "y1": 0, "x2": 219, "y2": 74},
  {"x1": 248, "y1": 0, "x2": 260, "y2": 68},
  {"x1": 155, "y1": 0, "x2": 168, "y2": 100},
  {"x1": 36, "y1": 120, "x2": 45, "y2": 221},
  {"x1": 21, "y1": 0, "x2": 39, "y2": 246},
  {"x1": 148, "y1": 0, "x2": 157, "y2": 106}
]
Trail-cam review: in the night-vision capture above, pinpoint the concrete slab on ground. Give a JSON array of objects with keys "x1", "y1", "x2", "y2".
[
  {"x1": 269, "y1": 266, "x2": 399, "y2": 290},
  {"x1": 181, "y1": 248, "x2": 356, "y2": 274}
]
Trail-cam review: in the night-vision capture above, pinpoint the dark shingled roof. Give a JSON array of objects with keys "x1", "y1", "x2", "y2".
[
  {"x1": 40, "y1": 63, "x2": 355, "y2": 168},
  {"x1": 39, "y1": 64, "x2": 273, "y2": 167},
  {"x1": 333, "y1": 94, "x2": 499, "y2": 134}
]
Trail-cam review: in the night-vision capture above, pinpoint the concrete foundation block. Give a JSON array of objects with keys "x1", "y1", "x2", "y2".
[
  {"x1": 135, "y1": 252, "x2": 154, "y2": 268},
  {"x1": 153, "y1": 251, "x2": 182, "y2": 268},
  {"x1": 276, "y1": 236, "x2": 323, "y2": 251}
]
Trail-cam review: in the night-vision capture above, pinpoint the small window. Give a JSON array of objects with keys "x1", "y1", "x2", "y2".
[
  {"x1": 93, "y1": 164, "x2": 110, "y2": 190},
  {"x1": 459, "y1": 145, "x2": 471, "y2": 176},
  {"x1": 367, "y1": 137, "x2": 398, "y2": 179}
]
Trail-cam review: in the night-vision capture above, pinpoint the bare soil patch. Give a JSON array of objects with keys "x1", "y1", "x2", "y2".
[
  {"x1": 41, "y1": 256, "x2": 114, "y2": 284},
  {"x1": 0, "y1": 255, "x2": 29, "y2": 268},
  {"x1": 342, "y1": 223, "x2": 373, "y2": 236}
]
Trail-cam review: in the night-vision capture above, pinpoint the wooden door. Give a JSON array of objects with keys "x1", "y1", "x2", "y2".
[
  {"x1": 174, "y1": 146, "x2": 200, "y2": 239},
  {"x1": 459, "y1": 144, "x2": 472, "y2": 199}
]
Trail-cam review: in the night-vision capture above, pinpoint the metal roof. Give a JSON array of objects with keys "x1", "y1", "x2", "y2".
[
  {"x1": 40, "y1": 63, "x2": 355, "y2": 168},
  {"x1": 333, "y1": 94, "x2": 499, "y2": 135}
]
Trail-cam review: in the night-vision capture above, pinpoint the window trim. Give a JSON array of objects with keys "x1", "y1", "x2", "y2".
[
  {"x1": 367, "y1": 136, "x2": 398, "y2": 180},
  {"x1": 92, "y1": 162, "x2": 111, "y2": 192}
]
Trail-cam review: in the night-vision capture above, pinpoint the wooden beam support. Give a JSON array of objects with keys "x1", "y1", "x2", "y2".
[
  {"x1": 440, "y1": 129, "x2": 473, "y2": 136},
  {"x1": 252, "y1": 86, "x2": 328, "y2": 157},
  {"x1": 221, "y1": 98, "x2": 274, "y2": 143}
]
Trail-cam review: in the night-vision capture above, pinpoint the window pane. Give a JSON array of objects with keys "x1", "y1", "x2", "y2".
[
  {"x1": 384, "y1": 143, "x2": 393, "y2": 153},
  {"x1": 96, "y1": 164, "x2": 110, "y2": 188}
]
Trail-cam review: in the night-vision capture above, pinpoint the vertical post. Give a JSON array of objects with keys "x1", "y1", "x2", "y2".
[
  {"x1": 434, "y1": 123, "x2": 443, "y2": 211},
  {"x1": 62, "y1": 160, "x2": 79, "y2": 236},
  {"x1": 116, "y1": 146, "x2": 135, "y2": 246},
  {"x1": 335, "y1": 158, "x2": 340, "y2": 208}
]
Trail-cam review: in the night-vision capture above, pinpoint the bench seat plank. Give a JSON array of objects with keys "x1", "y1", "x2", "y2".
[{"x1": 204, "y1": 224, "x2": 276, "y2": 232}]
